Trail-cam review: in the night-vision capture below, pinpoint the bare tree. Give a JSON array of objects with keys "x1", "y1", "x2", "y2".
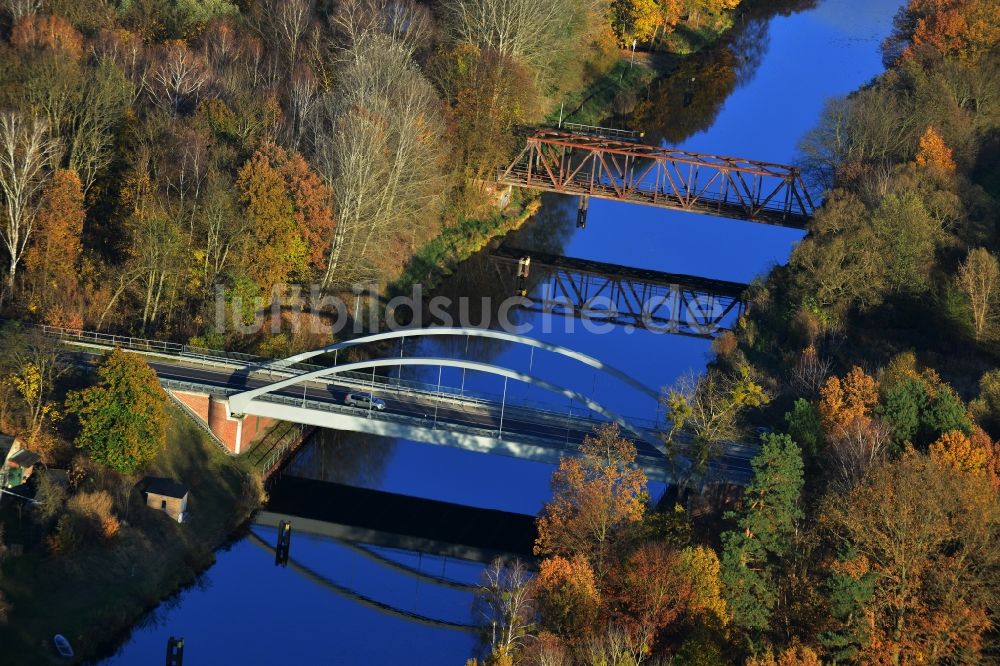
[
  {"x1": 798, "y1": 90, "x2": 918, "y2": 190},
  {"x1": 957, "y1": 247, "x2": 999, "y2": 341},
  {"x1": 1, "y1": 0, "x2": 41, "y2": 22},
  {"x1": 285, "y1": 64, "x2": 318, "y2": 149},
  {"x1": 265, "y1": 0, "x2": 312, "y2": 69},
  {"x1": 439, "y1": 0, "x2": 575, "y2": 70},
  {"x1": 826, "y1": 416, "x2": 893, "y2": 490},
  {"x1": 474, "y1": 557, "x2": 536, "y2": 658},
  {"x1": 790, "y1": 344, "x2": 832, "y2": 398},
  {"x1": 582, "y1": 623, "x2": 648, "y2": 666},
  {"x1": 0, "y1": 113, "x2": 59, "y2": 295},
  {"x1": 309, "y1": 35, "x2": 448, "y2": 287},
  {"x1": 67, "y1": 59, "x2": 130, "y2": 193},
  {"x1": 330, "y1": 0, "x2": 432, "y2": 58},
  {"x1": 147, "y1": 42, "x2": 213, "y2": 114}
]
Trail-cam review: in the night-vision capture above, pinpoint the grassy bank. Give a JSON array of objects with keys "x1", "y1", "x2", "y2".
[
  {"x1": 392, "y1": 191, "x2": 542, "y2": 292},
  {"x1": 0, "y1": 408, "x2": 258, "y2": 665}
]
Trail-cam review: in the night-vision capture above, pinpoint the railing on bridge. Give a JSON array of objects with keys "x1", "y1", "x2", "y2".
[
  {"x1": 35, "y1": 321, "x2": 663, "y2": 428},
  {"x1": 559, "y1": 122, "x2": 644, "y2": 141},
  {"x1": 499, "y1": 129, "x2": 815, "y2": 227},
  {"x1": 490, "y1": 247, "x2": 746, "y2": 338}
]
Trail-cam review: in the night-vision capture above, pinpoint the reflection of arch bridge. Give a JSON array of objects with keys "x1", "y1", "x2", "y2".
[
  {"x1": 246, "y1": 477, "x2": 540, "y2": 633},
  {"x1": 490, "y1": 247, "x2": 747, "y2": 338},
  {"x1": 227, "y1": 327, "x2": 675, "y2": 481},
  {"x1": 247, "y1": 531, "x2": 477, "y2": 632}
]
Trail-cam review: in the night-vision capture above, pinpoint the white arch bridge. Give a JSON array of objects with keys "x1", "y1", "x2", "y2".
[{"x1": 41, "y1": 324, "x2": 758, "y2": 484}]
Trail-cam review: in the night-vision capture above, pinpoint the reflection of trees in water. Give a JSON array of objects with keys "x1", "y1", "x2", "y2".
[
  {"x1": 629, "y1": 44, "x2": 740, "y2": 145},
  {"x1": 731, "y1": 18, "x2": 770, "y2": 90},
  {"x1": 628, "y1": 0, "x2": 818, "y2": 146},
  {"x1": 285, "y1": 429, "x2": 397, "y2": 485},
  {"x1": 406, "y1": 192, "x2": 579, "y2": 366}
]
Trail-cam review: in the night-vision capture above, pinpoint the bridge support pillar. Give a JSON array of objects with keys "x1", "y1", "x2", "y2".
[{"x1": 169, "y1": 390, "x2": 274, "y2": 454}]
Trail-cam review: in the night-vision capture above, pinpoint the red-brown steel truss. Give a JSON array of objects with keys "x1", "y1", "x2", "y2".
[{"x1": 498, "y1": 130, "x2": 816, "y2": 228}]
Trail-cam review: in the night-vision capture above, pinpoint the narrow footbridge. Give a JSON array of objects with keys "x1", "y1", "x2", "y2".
[
  {"x1": 38, "y1": 324, "x2": 759, "y2": 484},
  {"x1": 490, "y1": 247, "x2": 747, "y2": 337},
  {"x1": 499, "y1": 129, "x2": 815, "y2": 228}
]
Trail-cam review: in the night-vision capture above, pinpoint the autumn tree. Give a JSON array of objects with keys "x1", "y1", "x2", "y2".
[
  {"x1": 1, "y1": 326, "x2": 68, "y2": 448},
  {"x1": 432, "y1": 45, "x2": 539, "y2": 185},
  {"x1": 956, "y1": 247, "x2": 999, "y2": 341},
  {"x1": 66, "y1": 348, "x2": 170, "y2": 475},
  {"x1": 819, "y1": 453, "x2": 1000, "y2": 663},
  {"x1": 721, "y1": 433, "x2": 804, "y2": 640},
  {"x1": 914, "y1": 125, "x2": 956, "y2": 172},
  {"x1": 818, "y1": 367, "x2": 879, "y2": 436},
  {"x1": 885, "y1": 0, "x2": 1000, "y2": 63},
  {"x1": 235, "y1": 148, "x2": 308, "y2": 292},
  {"x1": 610, "y1": 0, "x2": 681, "y2": 45},
  {"x1": 614, "y1": 542, "x2": 728, "y2": 651},
  {"x1": 929, "y1": 427, "x2": 996, "y2": 484},
  {"x1": 532, "y1": 555, "x2": 602, "y2": 641},
  {"x1": 534, "y1": 424, "x2": 647, "y2": 581},
  {"x1": 23, "y1": 169, "x2": 85, "y2": 322}
]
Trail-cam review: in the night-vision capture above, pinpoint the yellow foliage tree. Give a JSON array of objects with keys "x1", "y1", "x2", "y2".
[
  {"x1": 914, "y1": 126, "x2": 956, "y2": 173},
  {"x1": 930, "y1": 427, "x2": 999, "y2": 489}
]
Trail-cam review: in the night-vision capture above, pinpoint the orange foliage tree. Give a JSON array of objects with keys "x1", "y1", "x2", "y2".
[
  {"x1": 24, "y1": 169, "x2": 86, "y2": 326},
  {"x1": 259, "y1": 144, "x2": 335, "y2": 278},
  {"x1": 532, "y1": 555, "x2": 601, "y2": 640},
  {"x1": 235, "y1": 149, "x2": 308, "y2": 292},
  {"x1": 820, "y1": 452, "x2": 1000, "y2": 663},
  {"x1": 614, "y1": 542, "x2": 728, "y2": 652},
  {"x1": 818, "y1": 367, "x2": 879, "y2": 437},
  {"x1": 11, "y1": 14, "x2": 85, "y2": 59},
  {"x1": 534, "y1": 425, "x2": 647, "y2": 581},
  {"x1": 930, "y1": 426, "x2": 999, "y2": 488},
  {"x1": 914, "y1": 126, "x2": 956, "y2": 173},
  {"x1": 896, "y1": 0, "x2": 1000, "y2": 61}
]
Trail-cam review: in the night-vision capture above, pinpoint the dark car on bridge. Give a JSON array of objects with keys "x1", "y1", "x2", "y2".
[{"x1": 344, "y1": 393, "x2": 386, "y2": 411}]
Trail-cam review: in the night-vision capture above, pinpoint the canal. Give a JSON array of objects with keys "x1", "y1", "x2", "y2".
[{"x1": 99, "y1": 1, "x2": 901, "y2": 663}]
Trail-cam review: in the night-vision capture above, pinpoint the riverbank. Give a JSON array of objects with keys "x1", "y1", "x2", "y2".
[{"x1": 0, "y1": 409, "x2": 261, "y2": 665}]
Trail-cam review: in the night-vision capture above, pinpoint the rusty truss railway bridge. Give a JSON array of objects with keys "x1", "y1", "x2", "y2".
[
  {"x1": 498, "y1": 129, "x2": 816, "y2": 228},
  {"x1": 490, "y1": 247, "x2": 747, "y2": 338}
]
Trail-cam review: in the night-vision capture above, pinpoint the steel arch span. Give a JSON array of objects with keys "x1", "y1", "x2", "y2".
[
  {"x1": 264, "y1": 326, "x2": 660, "y2": 400},
  {"x1": 230, "y1": 356, "x2": 657, "y2": 448}
]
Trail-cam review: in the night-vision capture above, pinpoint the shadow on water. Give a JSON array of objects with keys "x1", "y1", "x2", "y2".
[{"x1": 283, "y1": 428, "x2": 398, "y2": 486}]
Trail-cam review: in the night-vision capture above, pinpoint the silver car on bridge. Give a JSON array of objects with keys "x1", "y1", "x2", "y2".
[{"x1": 344, "y1": 392, "x2": 386, "y2": 411}]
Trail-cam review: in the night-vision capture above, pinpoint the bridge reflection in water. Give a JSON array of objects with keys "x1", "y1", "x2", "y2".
[
  {"x1": 490, "y1": 247, "x2": 747, "y2": 338},
  {"x1": 251, "y1": 476, "x2": 538, "y2": 632}
]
